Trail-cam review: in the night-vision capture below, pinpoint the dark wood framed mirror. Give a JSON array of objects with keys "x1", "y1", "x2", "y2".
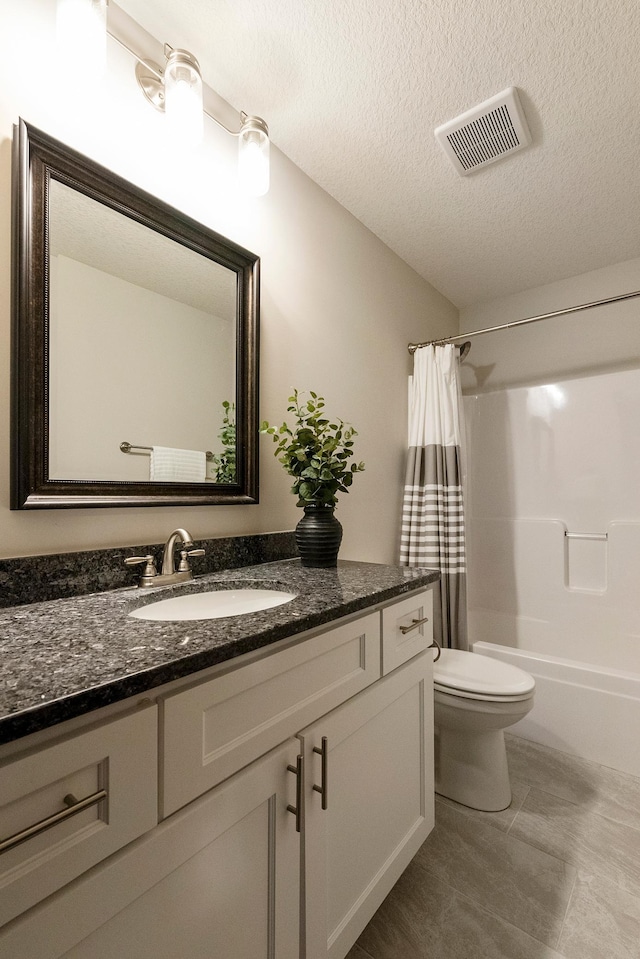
[{"x1": 11, "y1": 119, "x2": 259, "y2": 509}]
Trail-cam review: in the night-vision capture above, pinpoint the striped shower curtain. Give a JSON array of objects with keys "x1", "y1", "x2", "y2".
[{"x1": 400, "y1": 344, "x2": 468, "y2": 650}]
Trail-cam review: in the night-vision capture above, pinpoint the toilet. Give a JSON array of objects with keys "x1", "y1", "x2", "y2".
[{"x1": 433, "y1": 648, "x2": 535, "y2": 812}]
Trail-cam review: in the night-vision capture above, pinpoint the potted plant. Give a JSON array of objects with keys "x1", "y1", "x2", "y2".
[{"x1": 260, "y1": 390, "x2": 365, "y2": 567}]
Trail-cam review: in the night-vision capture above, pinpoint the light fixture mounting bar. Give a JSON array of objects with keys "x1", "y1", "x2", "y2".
[{"x1": 108, "y1": 26, "x2": 161, "y2": 76}]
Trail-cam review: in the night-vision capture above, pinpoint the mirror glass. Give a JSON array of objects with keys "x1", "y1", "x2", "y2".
[
  {"x1": 49, "y1": 181, "x2": 237, "y2": 483},
  {"x1": 12, "y1": 120, "x2": 259, "y2": 508}
]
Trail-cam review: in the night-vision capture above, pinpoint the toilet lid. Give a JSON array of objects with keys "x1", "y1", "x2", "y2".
[{"x1": 433, "y1": 649, "x2": 535, "y2": 698}]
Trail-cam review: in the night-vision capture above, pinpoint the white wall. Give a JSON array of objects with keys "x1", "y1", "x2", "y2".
[
  {"x1": 0, "y1": 0, "x2": 457, "y2": 562},
  {"x1": 460, "y1": 258, "x2": 640, "y2": 672},
  {"x1": 459, "y1": 255, "x2": 640, "y2": 395}
]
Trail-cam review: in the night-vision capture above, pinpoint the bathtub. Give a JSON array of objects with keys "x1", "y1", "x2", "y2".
[{"x1": 471, "y1": 641, "x2": 640, "y2": 778}]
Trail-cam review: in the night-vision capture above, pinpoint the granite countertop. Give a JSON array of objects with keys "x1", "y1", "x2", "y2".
[{"x1": 0, "y1": 559, "x2": 439, "y2": 745}]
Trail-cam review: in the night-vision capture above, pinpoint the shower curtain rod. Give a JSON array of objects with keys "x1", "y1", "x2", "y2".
[{"x1": 407, "y1": 288, "x2": 640, "y2": 355}]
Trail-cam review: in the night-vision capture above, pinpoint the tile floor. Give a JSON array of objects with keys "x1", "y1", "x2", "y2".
[{"x1": 346, "y1": 734, "x2": 640, "y2": 959}]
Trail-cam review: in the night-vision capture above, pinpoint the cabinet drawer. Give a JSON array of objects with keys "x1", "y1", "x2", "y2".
[
  {"x1": 381, "y1": 589, "x2": 433, "y2": 674},
  {"x1": 0, "y1": 705, "x2": 157, "y2": 928},
  {"x1": 161, "y1": 611, "x2": 380, "y2": 816}
]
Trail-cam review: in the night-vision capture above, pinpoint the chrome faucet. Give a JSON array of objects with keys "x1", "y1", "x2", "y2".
[
  {"x1": 125, "y1": 528, "x2": 205, "y2": 588},
  {"x1": 161, "y1": 528, "x2": 196, "y2": 575}
]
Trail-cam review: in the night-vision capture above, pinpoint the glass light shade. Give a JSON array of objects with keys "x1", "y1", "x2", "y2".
[
  {"x1": 56, "y1": 0, "x2": 107, "y2": 75},
  {"x1": 238, "y1": 116, "x2": 270, "y2": 197},
  {"x1": 163, "y1": 48, "x2": 203, "y2": 149}
]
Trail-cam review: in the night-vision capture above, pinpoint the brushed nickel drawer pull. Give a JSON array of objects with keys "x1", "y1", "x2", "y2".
[
  {"x1": 286, "y1": 754, "x2": 305, "y2": 833},
  {"x1": 312, "y1": 737, "x2": 329, "y2": 810},
  {"x1": 399, "y1": 615, "x2": 430, "y2": 635},
  {"x1": 0, "y1": 789, "x2": 107, "y2": 855}
]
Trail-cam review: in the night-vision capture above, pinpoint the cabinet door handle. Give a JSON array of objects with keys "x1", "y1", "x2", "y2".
[
  {"x1": 399, "y1": 615, "x2": 429, "y2": 635},
  {"x1": 312, "y1": 736, "x2": 329, "y2": 810},
  {"x1": 0, "y1": 789, "x2": 107, "y2": 856},
  {"x1": 286, "y1": 754, "x2": 305, "y2": 833}
]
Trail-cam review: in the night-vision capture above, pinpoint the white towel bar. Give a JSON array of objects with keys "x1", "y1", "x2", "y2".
[
  {"x1": 564, "y1": 531, "x2": 608, "y2": 541},
  {"x1": 120, "y1": 441, "x2": 213, "y2": 461}
]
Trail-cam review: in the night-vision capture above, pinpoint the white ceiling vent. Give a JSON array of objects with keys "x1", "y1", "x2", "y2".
[{"x1": 435, "y1": 87, "x2": 531, "y2": 176}]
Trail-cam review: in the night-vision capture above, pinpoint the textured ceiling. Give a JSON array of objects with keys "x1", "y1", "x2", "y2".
[
  {"x1": 115, "y1": 0, "x2": 640, "y2": 308},
  {"x1": 50, "y1": 180, "x2": 237, "y2": 318}
]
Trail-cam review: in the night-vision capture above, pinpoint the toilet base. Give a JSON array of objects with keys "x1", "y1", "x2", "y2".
[{"x1": 434, "y1": 725, "x2": 512, "y2": 812}]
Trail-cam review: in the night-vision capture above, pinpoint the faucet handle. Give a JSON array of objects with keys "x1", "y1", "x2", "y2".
[
  {"x1": 178, "y1": 548, "x2": 205, "y2": 572},
  {"x1": 124, "y1": 554, "x2": 158, "y2": 579}
]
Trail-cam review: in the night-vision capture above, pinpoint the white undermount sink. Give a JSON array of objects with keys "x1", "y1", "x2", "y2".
[{"x1": 129, "y1": 587, "x2": 297, "y2": 622}]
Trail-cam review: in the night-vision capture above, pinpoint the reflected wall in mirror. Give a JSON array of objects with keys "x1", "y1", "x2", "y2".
[{"x1": 11, "y1": 119, "x2": 259, "y2": 508}]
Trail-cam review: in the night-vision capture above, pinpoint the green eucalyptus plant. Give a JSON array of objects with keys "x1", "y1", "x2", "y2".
[
  {"x1": 212, "y1": 400, "x2": 236, "y2": 484},
  {"x1": 260, "y1": 390, "x2": 365, "y2": 507}
]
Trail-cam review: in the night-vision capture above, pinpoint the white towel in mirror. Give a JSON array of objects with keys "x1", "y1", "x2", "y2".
[{"x1": 150, "y1": 446, "x2": 207, "y2": 483}]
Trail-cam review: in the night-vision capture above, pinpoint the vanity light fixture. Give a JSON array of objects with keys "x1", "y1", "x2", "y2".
[
  {"x1": 161, "y1": 47, "x2": 204, "y2": 148},
  {"x1": 136, "y1": 46, "x2": 204, "y2": 149},
  {"x1": 55, "y1": 0, "x2": 270, "y2": 196},
  {"x1": 237, "y1": 114, "x2": 270, "y2": 197},
  {"x1": 135, "y1": 48, "x2": 270, "y2": 195}
]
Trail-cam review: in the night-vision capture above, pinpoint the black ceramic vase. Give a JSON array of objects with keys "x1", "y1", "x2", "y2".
[{"x1": 295, "y1": 503, "x2": 343, "y2": 568}]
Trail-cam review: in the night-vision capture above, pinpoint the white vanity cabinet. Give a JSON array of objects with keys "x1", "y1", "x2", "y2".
[{"x1": 0, "y1": 587, "x2": 435, "y2": 959}]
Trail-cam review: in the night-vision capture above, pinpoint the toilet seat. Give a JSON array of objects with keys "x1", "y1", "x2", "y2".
[
  {"x1": 434, "y1": 685, "x2": 534, "y2": 703},
  {"x1": 434, "y1": 649, "x2": 535, "y2": 703}
]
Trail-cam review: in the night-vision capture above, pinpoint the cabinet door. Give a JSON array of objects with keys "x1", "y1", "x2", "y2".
[
  {"x1": 299, "y1": 653, "x2": 434, "y2": 959},
  {"x1": 0, "y1": 740, "x2": 301, "y2": 959}
]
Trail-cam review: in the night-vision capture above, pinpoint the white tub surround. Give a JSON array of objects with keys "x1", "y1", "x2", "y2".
[{"x1": 464, "y1": 366, "x2": 640, "y2": 778}]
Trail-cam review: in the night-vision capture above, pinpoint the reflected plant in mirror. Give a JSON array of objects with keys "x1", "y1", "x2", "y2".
[
  {"x1": 212, "y1": 401, "x2": 237, "y2": 484},
  {"x1": 11, "y1": 119, "x2": 259, "y2": 508}
]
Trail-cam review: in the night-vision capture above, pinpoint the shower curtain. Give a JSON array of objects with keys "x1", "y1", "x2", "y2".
[{"x1": 400, "y1": 344, "x2": 468, "y2": 650}]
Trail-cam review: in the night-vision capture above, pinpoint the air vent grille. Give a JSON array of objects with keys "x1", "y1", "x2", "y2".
[{"x1": 435, "y1": 87, "x2": 531, "y2": 176}]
